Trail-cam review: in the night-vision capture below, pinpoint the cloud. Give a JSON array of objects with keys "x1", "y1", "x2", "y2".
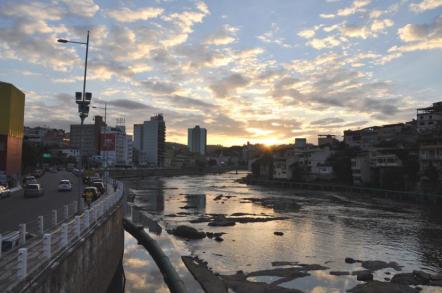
[
  {"x1": 321, "y1": 0, "x2": 371, "y2": 19},
  {"x1": 410, "y1": 0, "x2": 442, "y2": 12},
  {"x1": 390, "y1": 15, "x2": 442, "y2": 52},
  {"x1": 204, "y1": 25, "x2": 238, "y2": 46},
  {"x1": 310, "y1": 117, "x2": 345, "y2": 125},
  {"x1": 142, "y1": 79, "x2": 179, "y2": 95},
  {"x1": 258, "y1": 23, "x2": 292, "y2": 48},
  {"x1": 308, "y1": 36, "x2": 343, "y2": 49},
  {"x1": 59, "y1": 0, "x2": 100, "y2": 18},
  {"x1": 298, "y1": 29, "x2": 316, "y2": 39},
  {"x1": 340, "y1": 18, "x2": 394, "y2": 39},
  {"x1": 103, "y1": 99, "x2": 153, "y2": 110},
  {"x1": 210, "y1": 73, "x2": 251, "y2": 97},
  {"x1": 107, "y1": 7, "x2": 164, "y2": 23}
]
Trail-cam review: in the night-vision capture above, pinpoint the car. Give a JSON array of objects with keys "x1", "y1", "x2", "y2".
[
  {"x1": 91, "y1": 181, "x2": 105, "y2": 194},
  {"x1": 24, "y1": 184, "x2": 44, "y2": 198},
  {"x1": 72, "y1": 168, "x2": 81, "y2": 176},
  {"x1": 32, "y1": 169, "x2": 44, "y2": 178},
  {"x1": 82, "y1": 186, "x2": 99, "y2": 202},
  {"x1": 57, "y1": 179, "x2": 72, "y2": 192},
  {"x1": 0, "y1": 185, "x2": 10, "y2": 198},
  {"x1": 23, "y1": 176, "x2": 37, "y2": 186}
]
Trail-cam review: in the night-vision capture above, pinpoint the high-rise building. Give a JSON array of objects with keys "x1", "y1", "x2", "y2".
[
  {"x1": 0, "y1": 82, "x2": 25, "y2": 181},
  {"x1": 188, "y1": 125, "x2": 207, "y2": 155},
  {"x1": 133, "y1": 114, "x2": 166, "y2": 167}
]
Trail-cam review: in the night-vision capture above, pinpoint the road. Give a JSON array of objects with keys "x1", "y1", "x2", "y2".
[{"x1": 0, "y1": 171, "x2": 83, "y2": 232}]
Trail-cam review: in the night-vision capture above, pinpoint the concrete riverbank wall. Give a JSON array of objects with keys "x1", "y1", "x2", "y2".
[
  {"x1": 15, "y1": 204, "x2": 124, "y2": 293},
  {"x1": 245, "y1": 177, "x2": 442, "y2": 204},
  {"x1": 110, "y1": 166, "x2": 241, "y2": 179}
]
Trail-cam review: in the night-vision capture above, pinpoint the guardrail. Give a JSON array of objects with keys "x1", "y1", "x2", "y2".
[{"x1": 0, "y1": 181, "x2": 124, "y2": 292}]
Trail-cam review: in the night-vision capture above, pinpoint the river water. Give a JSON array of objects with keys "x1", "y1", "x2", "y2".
[{"x1": 122, "y1": 171, "x2": 442, "y2": 293}]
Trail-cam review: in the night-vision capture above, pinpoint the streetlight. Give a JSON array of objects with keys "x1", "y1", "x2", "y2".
[
  {"x1": 57, "y1": 30, "x2": 91, "y2": 169},
  {"x1": 57, "y1": 31, "x2": 91, "y2": 212}
]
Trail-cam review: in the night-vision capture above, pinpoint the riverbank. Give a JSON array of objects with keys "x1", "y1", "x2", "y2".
[
  {"x1": 243, "y1": 176, "x2": 442, "y2": 205},
  {"x1": 110, "y1": 166, "x2": 244, "y2": 179}
]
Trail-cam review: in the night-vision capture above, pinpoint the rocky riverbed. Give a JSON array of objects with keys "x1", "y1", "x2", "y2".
[{"x1": 123, "y1": 172, "x2": 442, "y2": 292}]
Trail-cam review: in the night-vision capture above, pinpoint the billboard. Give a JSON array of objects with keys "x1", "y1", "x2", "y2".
[{"x1": 101, "y1": 133, "x2": 116, "y2": 151}]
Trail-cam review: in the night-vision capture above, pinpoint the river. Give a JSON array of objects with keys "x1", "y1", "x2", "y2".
[{"x1": 121, "y1": 171, "x2": 442, "y2": 293}]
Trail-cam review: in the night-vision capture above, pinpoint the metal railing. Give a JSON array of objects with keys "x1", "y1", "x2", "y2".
[{"x1": 0, "y1": 181, "x2": 124, "y2": 292}]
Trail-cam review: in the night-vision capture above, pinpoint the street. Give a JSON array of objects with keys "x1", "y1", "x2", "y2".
[{"x1": 0, "y1": 171, "x2": 82, "y2": 232}]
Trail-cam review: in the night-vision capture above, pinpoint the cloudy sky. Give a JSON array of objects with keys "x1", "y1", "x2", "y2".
[{"x1": 0, "y1": 0, "x2": 441, "y2": 146}]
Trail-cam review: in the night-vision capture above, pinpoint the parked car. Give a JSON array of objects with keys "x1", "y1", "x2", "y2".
[
  {"x1": 24, "y1": 184, "x2": 44, "y2": 198},
  {"x1": 23, "y1": 176, "x2": 37, "y2": 186},
  {"x1": 82, "y1": 186, "x2": 99, "y2": 202},
  {"x1": 91, "y1": 181, "x2": 105, "y2": 194},
  {"x1": 57, "y1": 179, "x2": 72, "y2": 192},
  {"x1": 32, "y1": 169, "x2": 44, "y2": 178},
  {"x1": 72, "y1": 168, "x2": 81, "y2": 176},
  {"x1": 0, "y1": 185, "x2": 10, "y2": 198}
]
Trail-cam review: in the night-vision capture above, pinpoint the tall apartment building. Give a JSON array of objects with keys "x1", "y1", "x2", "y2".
[
  {"x1": 188, "y1": 125, "x2": 207, "y2": 155},
  {"x1": 0, "y1": 82, "x2": 25, "y2": 181},
  {"x1": 133, "y1": 114, "x2": 166, "y2": 167}
]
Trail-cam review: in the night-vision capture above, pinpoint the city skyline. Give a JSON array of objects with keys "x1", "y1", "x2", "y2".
[{"x1": 0, "y1": 0, "x2": 441, "y2": 146}]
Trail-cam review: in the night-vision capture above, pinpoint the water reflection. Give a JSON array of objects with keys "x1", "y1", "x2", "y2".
[{"x1": 123, "y1": 172, "x2": 442, "y2": 292}]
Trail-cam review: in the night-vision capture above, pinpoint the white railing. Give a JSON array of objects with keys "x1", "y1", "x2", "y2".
[{"x1": 0, "y1": 181, "x2": 124, "y2": 292}]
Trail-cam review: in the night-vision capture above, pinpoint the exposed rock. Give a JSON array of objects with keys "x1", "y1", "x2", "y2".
[
  {"x1": 230, "y1": 212, "x2": 256, "y2": 216},
  {"x1": 361, "y1": 260, "x2": 402, "y2": 272},
  {"x1": 348, "y1": 280, "x2": 419, "y2": 293},
  {"x1": 356, "y1": 270, "x2": 373, "y2": 282},
  {"x1": 180, "y1": 205, "x2": 198, "y2": 209},
  {"x1": 182, "y1": 256, "x2": 227, "y2": 293},
  {"x1": 391, "y1": 271, "x2": 442, "y2": 286},
  {"x1": 169, "y1": 225, "x2": 206, "y2": 239},
  {"x1": 271, "y1": 261, "x2": 298, "y2": 267},
  {"x1": 385, "y1": 278, "x2": 390, "y2": 281},
  {"x1": 274, "y1": 232, "x2": 284, "y2": 236},
  {"x1": 222, "y1": 271, "x2": 303, "y2": 293},
  {"x1": 330, "y1": 271, "x2": 350, "y2": 276},
  {"x1": 206, "y1": 232, "x2": 226, "y2": 239},
  {"x1": 214, "y1": 236, "x2": 224, "y2": 242},
  {"x1": 345, "y1": 257, "x2": 360, "y2": 264},
  {"x1": 208, "y1": 219, "x2": 236, "y2": 227},
  {"x1": 214, "y1": 195, "x2": 223, "y2": 201},
  {"x1": 190, "y1": 216, "x2": 212, "y2": 223}
]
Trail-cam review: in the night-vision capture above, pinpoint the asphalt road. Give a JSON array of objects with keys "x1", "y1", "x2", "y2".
[{"x1": 0, "y1": 171, "x2": 83, "y2": 232}]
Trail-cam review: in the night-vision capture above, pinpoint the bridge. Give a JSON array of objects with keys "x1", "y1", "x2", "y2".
[{"x1": 0, "y1": 179, "x2": 125, "y2": 293}]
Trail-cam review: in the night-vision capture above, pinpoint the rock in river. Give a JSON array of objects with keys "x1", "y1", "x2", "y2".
[
  {"x1": 348, "y1": 280, "x2": 419, "y2": 293},
  {"x1": 169, "y1": 225, "x2": 206, "y2": 239},
  {"x1": 274, "y1": 231, "x2": 284, "y2": 236},
  {"x1": 356, "y1": 270, "x2": 373, "y2": 282}
]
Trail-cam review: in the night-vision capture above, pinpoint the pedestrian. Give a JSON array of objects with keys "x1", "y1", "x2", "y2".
[{"x1": 113, "y1": 181, "x2": 118, "y2": 192}]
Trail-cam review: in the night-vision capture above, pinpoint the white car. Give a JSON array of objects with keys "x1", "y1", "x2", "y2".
[{"x1": 57, "y1": 180, "x2": 72, "y2": 192}]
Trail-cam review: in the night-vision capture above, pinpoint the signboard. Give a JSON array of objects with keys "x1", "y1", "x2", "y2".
[
  {"x1": 101, "y1": 133, "x2": 116, "y2": 151},
  {"x1": 42, "y1": 153, "x2": 51, "y2": 159}
]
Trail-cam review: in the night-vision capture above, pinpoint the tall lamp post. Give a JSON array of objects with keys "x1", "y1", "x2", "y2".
[
  {"x1": 57, "y1": 30, "x2": 92, "y2": 169},
  {"x1": 57, "y1": 31, "x2": 91, "y2": 211}
]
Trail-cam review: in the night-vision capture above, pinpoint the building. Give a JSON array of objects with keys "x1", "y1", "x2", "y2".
[
  {"x1": 344, "y1": 123, "x2": 409, "y2": 150},
  {"x1": 70, "y1": 115, "x2": 106, "y2": 158},
  {"x1": 351, "y1": 154, "x2": 372, "y2": 186},
  {"x1": 416, "y1": 101, "x2": 442, "y2": 133},
  {"x1": 419, "y1": 139, "x2": 442, "y2": 180},
  {"x1": 133, "y1": 114, "x2": 166, "y2": 167},
  {"x1": 318, "y1": 134, "x2": 339, "y2": 147},
  {"x1": 24, "y1": 127, "x2": 65, "y2": 147},
  {"x1": 0, "y1": 82, "x2": 25, "y2": 182},
  {"x1": 188, "y1": 125, "x2": 207, "y2": 155},
  {"x1": 100, "y1": 125, "x2": 133, "y2": 166},
  {"x1": 294, "y1": 138, "x2": 307, "y2": 149}
]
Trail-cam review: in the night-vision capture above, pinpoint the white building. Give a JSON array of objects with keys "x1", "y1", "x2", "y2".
[
  {"x1": 351, "y1": 155, "x2": 372, "y2": 186},
  {"x1": 188, "y1": 125, "x2": 207, "y2": 155},
  {"x1": 100, "y1": 125, "x2": 133, "y2": 166},
  {"x1": 133, "y1": 114, "x2": 166, "y2": 167}
]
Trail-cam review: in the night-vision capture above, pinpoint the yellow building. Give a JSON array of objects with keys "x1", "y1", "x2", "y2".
[{"x1": 0, "y1": 82, "x2": 25, "y2": 180}]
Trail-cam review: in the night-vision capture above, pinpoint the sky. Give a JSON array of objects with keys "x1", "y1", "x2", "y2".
[{"x1": 0, "y1": 0, "x2": 441, "y2": 146}]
